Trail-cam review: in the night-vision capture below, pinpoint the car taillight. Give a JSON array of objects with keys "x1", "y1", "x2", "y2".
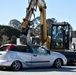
[{"x1": 7, "y1": 44, "x2": 15, "y2": 51}]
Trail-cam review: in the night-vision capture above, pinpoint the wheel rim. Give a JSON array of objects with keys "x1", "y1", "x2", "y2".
[
  {"x1": 55, "y1": 59, "x2": 62, "y2": 68},
  {"x1": 12, "y1": 61, "x2": 21, "y2": 71}
]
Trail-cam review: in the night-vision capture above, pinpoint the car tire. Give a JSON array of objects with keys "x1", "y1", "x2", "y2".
[
  {"x1": 11, "y1": 60, "x2": 22, "y2": 71},
  {"x1": 53, "y1": 58, "x2": 62, "y2": 68}
]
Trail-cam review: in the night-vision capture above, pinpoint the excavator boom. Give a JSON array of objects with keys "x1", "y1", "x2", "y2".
[{"x1": 21, "y1": 0, "x2": 50, "y2": 47}]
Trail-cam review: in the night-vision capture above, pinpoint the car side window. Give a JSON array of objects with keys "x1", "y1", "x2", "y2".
[
  {"x1": 33, "y1": 47, "x2": 48, "y2": 55},
  {"x1": 12, "y1": 46, "x2": 31, "y2": 53},
  {"x1": 38, "y1": 47, "x2": 48, "y2": 54},
  {"x1": 0, "y1": 46, "x2": 8, "y2": 51}
]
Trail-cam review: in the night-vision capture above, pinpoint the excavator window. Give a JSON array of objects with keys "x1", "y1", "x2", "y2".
[{"x1": 51, "y1": 22, "x2": 72, "y2": 50}]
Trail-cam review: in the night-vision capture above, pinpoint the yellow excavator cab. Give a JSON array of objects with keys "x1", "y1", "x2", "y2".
[{"x1": 50, "y1": 22, "x2": 72, "y2": 51}]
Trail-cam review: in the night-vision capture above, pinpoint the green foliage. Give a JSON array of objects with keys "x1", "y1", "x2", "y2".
[
  {"x1": 3, "y1": 40, "x2": 11, "y2": 44},
  {"x1": 11, "y1": 35, "x2": 17, "y2": 44},
  {"x1": 9, "y1": 19, "x2": 21, "y2": 28},
  {"x1": 0, "y1": 25, "x2": 20, "y2": 39},
  {"x1": 72, "y1": 31, "x2": 76, "y2": 38},
  {"x1": 30, "y1": 17, "x2": 57, "y2": 36}
]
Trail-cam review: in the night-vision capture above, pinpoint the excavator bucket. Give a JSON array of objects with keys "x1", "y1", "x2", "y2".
[{"x1": 20, "y1": 30, "x2": 32, "y2": 45}]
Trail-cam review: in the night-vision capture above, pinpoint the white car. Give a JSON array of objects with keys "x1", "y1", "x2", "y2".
[{"x1": 0, "y1": 44, "x2": 67, "y2": 71}]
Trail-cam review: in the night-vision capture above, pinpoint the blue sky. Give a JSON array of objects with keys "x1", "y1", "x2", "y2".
[{"x1": 0, "y1": 0, "x2": 76, "y2": 30}]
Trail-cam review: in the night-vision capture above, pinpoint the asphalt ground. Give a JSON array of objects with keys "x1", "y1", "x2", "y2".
[{"x1": 0, "y1": 66, "x2": 76, "y2": 75}]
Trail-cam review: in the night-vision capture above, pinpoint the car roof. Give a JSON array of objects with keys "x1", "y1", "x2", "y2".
[{"x1": 1, "y1": 44, "x2": 27, "y2": 47}]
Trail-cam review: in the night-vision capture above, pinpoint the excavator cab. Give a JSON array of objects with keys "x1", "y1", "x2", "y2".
[{"x1": 50, "y1": 22, "x2": 72, "y2": 50}]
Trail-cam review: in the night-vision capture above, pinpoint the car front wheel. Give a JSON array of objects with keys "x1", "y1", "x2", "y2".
[
  {"x1": 53, "y1": 59, "x2": 62, "y2": 68},
  {"x1": 11, "y1": 60, "x2": 22, "y2": 71}
]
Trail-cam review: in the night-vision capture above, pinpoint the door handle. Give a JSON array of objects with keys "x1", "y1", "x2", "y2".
[{"x1": 33, "y1": 55, "x2": 37, "y2": 57}]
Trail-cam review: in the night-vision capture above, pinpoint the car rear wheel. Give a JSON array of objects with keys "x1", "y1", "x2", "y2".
[
  {"x1": 53, "y1": 59, "x2": 62, "y2": 68},
  {"x1": 11, "y1": 60, "x2": 22, "y2": 71}
]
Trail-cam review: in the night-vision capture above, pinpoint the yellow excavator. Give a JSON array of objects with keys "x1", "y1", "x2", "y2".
[
  {"x1": 21, "y1": 0, "x2": 76, "y2": 65},
  {"x1": 21, "y1": 0, "x2": 50, "y2": 48}
]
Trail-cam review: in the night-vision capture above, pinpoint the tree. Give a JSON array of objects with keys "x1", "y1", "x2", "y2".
[
  {"x1": 0, "y1": 36, "x2": 3, "y2": 46},
  {"x1": 30, "y1": 17, "x2": 57, "y2": 36},
  {"x1": 72, "y1": 31, "x2": 76, "y2": 38},
  {"x1": 0, "y1": 25, "x2": 20, "y2": 39},
  {"x1": 9, "y1": 19, "x2": 21, "y2": 29},
  {"x1": 46, "y1": 18, "x2": 57, "y2": 35},
  {"x1": 2, "y1": 35, "x2": 9, "y2": 44},
  {"x1": 11, "y1": 35, "x2": 17, "y2": 44},
  {"x1": 27, "y1": 16, "x2": 41, "y2": 36}
]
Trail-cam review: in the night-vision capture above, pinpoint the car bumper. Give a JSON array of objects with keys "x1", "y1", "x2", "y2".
[
  {"x1": 0, "y1": 66, "x2": 10, "y2": 69},
  {"x1": 0, "y1": 60, "x2": 12, "y2": 67}
]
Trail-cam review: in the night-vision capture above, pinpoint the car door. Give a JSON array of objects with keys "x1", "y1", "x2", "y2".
[
  {"x1": 16, "y1": 45, "x2": 32, "y2": 68},
  {"x1": 31, "y1": 46, "x2": 51, "y2": 67}
]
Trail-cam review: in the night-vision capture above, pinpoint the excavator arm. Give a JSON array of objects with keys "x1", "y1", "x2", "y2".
[
  {"x1": 21, "y1": 0, "x2": 50, "y2": 48},
  {"x1": 21, "y1": 0, "x2": 37, "y2": 35}
]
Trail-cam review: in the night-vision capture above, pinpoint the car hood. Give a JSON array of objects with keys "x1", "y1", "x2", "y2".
[{"x1": 50, "y1": 51, "x2": 66, "y2": 58}]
